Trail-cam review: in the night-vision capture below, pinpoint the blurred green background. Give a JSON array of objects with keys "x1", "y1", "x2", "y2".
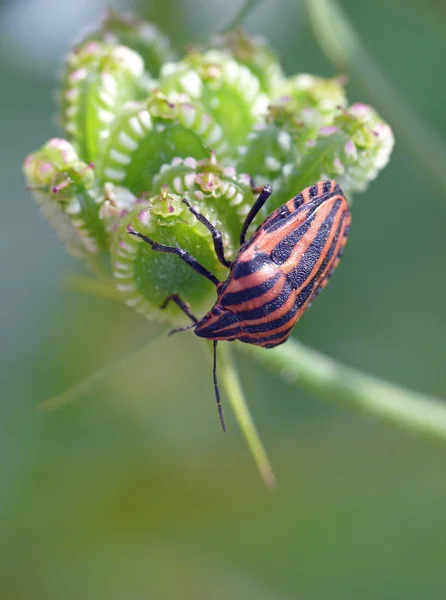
[{"x1": 2, "y1": 0, "x2": 446, "y2": 598}]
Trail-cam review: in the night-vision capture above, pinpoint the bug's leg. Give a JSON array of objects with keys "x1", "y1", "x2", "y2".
[
  {"x1": 240, "y1": 184, "x2": 273, "y2": 245},
  {"x1": 128, "y1": 226, "x2": 220, "y2": 286},
  {"x1": 181, "y1": 198, "x2": 231, "y2": 268},
  {"x1": 213, "y1": 341, "x2": 226, "y2": 432},
  {"x1": 161, "y1": 293, "x2": 198, "y2": 322},
  {"x1": 160, "y1": 293, "x2": 199, "y2": 336}
]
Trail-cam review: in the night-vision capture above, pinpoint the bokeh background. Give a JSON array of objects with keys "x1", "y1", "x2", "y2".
[{"x1": 2, "y1": 0, "x2": 446, "y2": 598}]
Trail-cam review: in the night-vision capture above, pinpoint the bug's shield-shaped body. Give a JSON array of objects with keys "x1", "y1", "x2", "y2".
[{"x1": 195, "y1": 180, "x2": 351, "y2": 348}]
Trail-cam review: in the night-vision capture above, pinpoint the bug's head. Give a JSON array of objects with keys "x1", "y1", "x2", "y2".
[{"x1": 194, "y1": 304, "x2": 241, "y2": 341}]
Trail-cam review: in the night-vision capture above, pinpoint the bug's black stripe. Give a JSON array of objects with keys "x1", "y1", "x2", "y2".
[
  {"x1": 238, "y1": 207, "x2": 346, "y2": 329},
  {"x1": 261, "y1": 206, "x2": 301, "y2": 235},
  {"x1": 271, "y1": 199, "x2": 341, "y2": 266},
  {"x1": 269, "y1": 210, "x2": 318, "y2": 265},
  {"x1": 333, "y1": 183, "x2": 343, "y2": 196},
  {"x1": 293, "y1": 193, "x2": 304, "y2": 209},
  {"x1": 323, "y1": 180, "x2": 332, "y2": 194},
  {"x1": 309, "y1": 184, "x2": 319, "y2": 197},
  {"x1": 233, "y1": 282, "x2": 292, "y2": 322},
  {"x1": 231, "y1": 253, "x2": 270, "y2": 279},
  {"x1": 238, "y1": 325, "x2": 294, "y2": 345},
  {"x1": 261, "y1": 205, "x2": 308, "y2": 235},
  {"x1": 292, "y1": 213, "x2": 345, "y2": 308},
  {"x1": 286, "y1": 202, "x2": 343, "y2": 290},
  {"x1": 259, "y1": 189, "x2": 341, "y2": 238},
  {"x1": 241, "y1": 221, "x2": 344, "y2": 336},
  {"x1": 263, "y1": 192, "x2": 328, "y2": 235},
  {"x1": 221, "y1": 272, "x2": 281, "y2": 307},
  {"x1": 197, "y1": 326, "x2": 241, "y2": 340},
  {"x1": 235, "y1": 205, "x2": 342, "y2": 322}
]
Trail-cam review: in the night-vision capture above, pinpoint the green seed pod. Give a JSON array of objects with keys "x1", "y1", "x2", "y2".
[
  {"x1": 23, "y1": 138, "x2": 108, "y2": 259},
  {"x1": 73, "y1": 9, "x2": 174, "y2": 77},
  {"x1": 62, "y1": 41, "x2": 148, "y2": 163},
  {"x1": 333, "y1": 103, "x2": 395, "y2": 192},
  {"x1": 208, "y1": 29, "x2": 285, "y2": 97},
  {"x1": 159, "y1": 50, "x2": 269, "y2": 159},
  {"x1": 274, "y1": 73, "x2": 347, "y2": 125},
  {"x1": 238, "y1": 74, "x2": 348, "y2": 185},
  {"x1": 151, "y1": 154, "x2": 255, "y2": 258},
  {"x1": 111, "y1": 191, "x2": 228, "y2": 322},
  {"x1": 271, "y1": 102, "x2": 394, "y2": 206},
  {"x1": 98, "y1": 92, "x2": 228, "y2": 194},
  {"x1": 99, "y1": 183, "x2": 138, "y2": 234},
  {"x1": 237, "y1": 121, "x2": 297, "y2": 187}
]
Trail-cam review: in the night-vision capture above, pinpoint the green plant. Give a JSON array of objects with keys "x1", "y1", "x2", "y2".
[{"x1": 24, "y1": 7, "x2": 446, "y2": 487}]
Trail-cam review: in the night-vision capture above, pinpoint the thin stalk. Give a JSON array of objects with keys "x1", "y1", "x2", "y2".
[
  {"x1": 222, "y1": 0, "x2": 260, "y2": 32},
  {"x1": 38, "y1": 330, "x2": 165, "y2": 410},
  {"x1": 241, "y1": 339, "x2": 446, "y2": 440},
  {"x1": 205, "y1": 342, "x2": 277, "y2": 488},
  {"x1": 304, "y1": 0, "x2": 446, "y2": 199}
]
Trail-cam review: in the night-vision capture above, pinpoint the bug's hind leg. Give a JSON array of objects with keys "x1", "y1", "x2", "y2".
[
  {"x1": 160, "y1": 294, "x2": 199, "y2": 336},
  {"x1": 181, "y1": 198, "x2": 231, "y2": 268}
]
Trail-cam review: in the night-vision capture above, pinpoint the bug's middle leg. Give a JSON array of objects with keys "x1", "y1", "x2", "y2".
[
  {"x1": 161, "y1": 293, "x2": 198, "y2": 322},
  {"x1": 127, "y1": 226, "x2": 220, "y2": 286}
]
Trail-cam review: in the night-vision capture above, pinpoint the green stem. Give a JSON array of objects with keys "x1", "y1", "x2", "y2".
[
  {"x1": 222, "y1": 0, "x2": 261, "y2": 32},
  {"x1": 241, "y1": 339, "x2": 446, "y2": 439},
  {"x1": 304, "y1": 0, "x2": 446, "y2": 199},
  {"x1": 208, "y1": 342, "x2": 277, "y2": 488}
]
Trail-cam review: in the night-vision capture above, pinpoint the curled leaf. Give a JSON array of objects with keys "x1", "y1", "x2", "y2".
[
  {"x1": 72, "y1": 9, "x2": 174, "y2": 77},
  {"x1": 62, "y1": 41, "x2": 149, "y2": 163},
  {"x1": 97, "y1": 93, "x2": 224, "y2": 194},
  {"x1": 159, "y1": 50, "x2": 269, "y2": 158},
  {"x1": 209, "y1": 28, "x2": 285, "y2": 97}
]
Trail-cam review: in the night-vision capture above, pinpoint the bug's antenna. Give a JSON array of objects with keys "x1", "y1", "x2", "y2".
[{"x1": 213, "y1": 341, "x2": 226, "y2": 432}]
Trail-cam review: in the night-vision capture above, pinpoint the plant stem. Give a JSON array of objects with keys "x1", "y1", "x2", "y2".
[
  {"x1": 222, "y1": 0, "x2": 260, "y2": 32},
  {"x1": 304, "y1": 0, "x2": 446, "y2": 200},
  {"x1": 210, "y1": 342, "x2": 277, "y2": 488},
  {"x1": 241, "y1": 339, "x2": 446, "y2": 440}
]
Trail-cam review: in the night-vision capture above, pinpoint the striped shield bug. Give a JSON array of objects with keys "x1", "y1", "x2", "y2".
[{"x1": 128, "y1": 180, "x2": 351, "y2": 431}]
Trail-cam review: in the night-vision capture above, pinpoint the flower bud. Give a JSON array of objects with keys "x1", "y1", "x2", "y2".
[{"x1": 23, "y1": 139, "x2": 108, "y2": 258}]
